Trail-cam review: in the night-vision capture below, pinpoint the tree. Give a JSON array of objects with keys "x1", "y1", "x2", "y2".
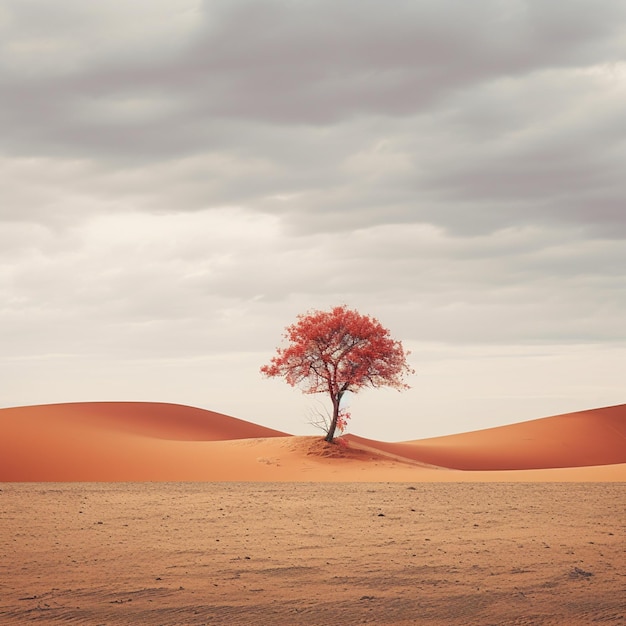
[{"x1": 260, "y1": 305, "x2": 414, "y2": 442}]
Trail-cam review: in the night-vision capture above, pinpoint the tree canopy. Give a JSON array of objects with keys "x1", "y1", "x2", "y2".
[{"x1": 261, "y1": 305, "x2": 414, "y2": 442}]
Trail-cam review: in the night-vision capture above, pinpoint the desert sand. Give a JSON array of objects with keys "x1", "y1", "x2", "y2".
[
  {"x1": 1, "y1": 402, "x2": 625, "y2": 624},
  {"x1": 1, "y1": 482, "x2": 625, "y2": 625},
  {"x1": 1, "y1": 401, "x2": 625, "y2": 481}
]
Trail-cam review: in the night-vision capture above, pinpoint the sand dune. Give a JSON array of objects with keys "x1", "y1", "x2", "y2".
[
  {"x1": 0, "y1": 402, "x2": 288, "y2": 481},
  {"x1": 1, "y1": 401, "x2": 288, "y2": 441},
  {"x1": 346, "y1": 403, "x2": 626, "y2": 471},
  {"x1": 1, "y1": 401, "x2": 625, "y2": 481}
]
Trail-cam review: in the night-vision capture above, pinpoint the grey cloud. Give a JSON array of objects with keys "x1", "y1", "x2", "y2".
[
  {"x1": 2, "y1": 0, "x2": 624, "y2": 158},
  {"x1": 1, "y1": 0, "x2": 624, "y2": 242},
  {"x1": 189, "y1": 219, "x2": 626, "y2": 343},
  {"x1": 184, "y1": 0, "x2": 624, "y2": 122}
]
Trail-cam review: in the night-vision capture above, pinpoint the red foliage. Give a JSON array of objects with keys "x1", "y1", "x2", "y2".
[
  {"x1": 261, "y1": 305, "x2": 414, "y2": 441},
  {"x1": 336, "y1": 409, "x2": 351, "y2": 434}
]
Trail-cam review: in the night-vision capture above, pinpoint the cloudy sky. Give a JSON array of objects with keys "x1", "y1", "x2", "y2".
[{"x1": 1, "y1": 0, "x2": 625, "y2": 440}]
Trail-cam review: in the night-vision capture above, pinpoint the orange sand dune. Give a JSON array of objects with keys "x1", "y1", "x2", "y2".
[
  {"x1": 0, "y1": 401, "x2": 288, "y2": 441},
  {"x1": 347, "y1": 403, "x2": 626, "y2": 470},
  {"x1": 1, "y1": 401, "x2": 625, "y2": 481},
  {"x1": 0, "y1": 402, "x2": 288, "y2": 481}
]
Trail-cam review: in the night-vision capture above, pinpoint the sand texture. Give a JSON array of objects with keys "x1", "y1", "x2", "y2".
[
  {"x1": 1, "y1": 482, "x2": 625, "y2": 625},
  {"x1": 1, "y1": 403, "x2": 625, "y2": 623},
  {"x1": 1, "y1": 401, "x2": 626, "y2": 481}
]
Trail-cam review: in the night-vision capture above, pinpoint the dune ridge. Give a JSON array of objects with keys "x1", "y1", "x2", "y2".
[
  {"x1": 346, "y1": 403, "x2": 626, "y2": 471},
  {"x1": 0, "y1": 401, "x2": 289, "y2": 441},
  {"x1": 1, "y1": 401, "x2": 625, "y2": 481}
]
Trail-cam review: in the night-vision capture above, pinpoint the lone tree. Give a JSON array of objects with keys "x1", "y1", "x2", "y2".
[{"x1": 260, "y1": 305, "x2": 414, "y2": 442}]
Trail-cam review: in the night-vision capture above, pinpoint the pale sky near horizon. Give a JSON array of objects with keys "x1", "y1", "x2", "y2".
[{"x1": 1, "y1": 0, "x2": 625, "y2": 440}]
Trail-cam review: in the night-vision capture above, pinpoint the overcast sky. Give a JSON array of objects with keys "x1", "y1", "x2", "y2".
[{"x1": 1, "y1": 0, "x2": 625, "y2": 440}]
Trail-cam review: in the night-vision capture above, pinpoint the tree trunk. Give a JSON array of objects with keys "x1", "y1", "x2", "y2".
[{"x1": 324, "y1": 393, "x2": 341, "y2": 442}]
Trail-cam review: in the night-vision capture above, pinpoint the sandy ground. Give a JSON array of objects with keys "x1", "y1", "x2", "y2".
[{"x1": 1, "y1": 482, "x2": 625, "y2": 625}]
